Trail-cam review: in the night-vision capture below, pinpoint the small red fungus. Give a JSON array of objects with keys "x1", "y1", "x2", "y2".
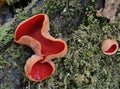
[
  {"x1": 24, "y1": 55, "x2": 55, "y2": 82},
  {"x1": 101, "y1": 39, "x2": 118, "y2": 55},
  {"x1": 14, "y1": 14, "x2": 67, "y2": 82}
]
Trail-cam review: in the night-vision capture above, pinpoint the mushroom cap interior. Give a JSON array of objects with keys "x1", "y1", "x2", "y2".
[
  {"x1": 105, "y1": 44, "x2": 117, "y2": 53},
  {"x1": 29, "y1": 61, "x2": 53, "y2": 81}
]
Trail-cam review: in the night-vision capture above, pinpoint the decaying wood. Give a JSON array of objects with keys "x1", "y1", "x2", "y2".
[{"x1": 96, "y1": 0, "x2": 120, "y2": 24}]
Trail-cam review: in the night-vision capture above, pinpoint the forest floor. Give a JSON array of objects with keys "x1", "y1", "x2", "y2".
[{"x1": 0, "y1": 0, "x2": 120, "y2": 89}]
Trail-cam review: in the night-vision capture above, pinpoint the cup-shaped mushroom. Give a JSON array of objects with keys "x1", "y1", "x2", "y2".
[
  {"x1": 101, "y1": 39, "x2": 119, "y2": 55},
  {"x1": 14, "y1": 14, "x2": 67, "y2": 61},
  {"x1": 14, "y1": 14, "x2": 67, "y2": 82},
  {"x1": 24, "y1": 55, "x2": 55, "y2": 82}
]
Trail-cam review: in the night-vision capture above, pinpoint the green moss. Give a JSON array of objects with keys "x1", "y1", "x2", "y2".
[{"x1": 6, "y1": 0, "x2": 14, "y2": 5}]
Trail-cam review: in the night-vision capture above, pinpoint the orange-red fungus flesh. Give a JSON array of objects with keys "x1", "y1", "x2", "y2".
[
  {"x1": 105, "y1": 44, "x2": 117, "y2": 53},
  {"x1": 29, "y1": 61, "x2": 53, "y2": 81},
  {"x1": 15, "y1": 15, "x2": 65, "y2": 56}
]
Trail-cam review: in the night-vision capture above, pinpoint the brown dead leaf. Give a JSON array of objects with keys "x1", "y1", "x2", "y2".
[{"x1": 96, "y1": 0, "x2": 120, "y2": 24}]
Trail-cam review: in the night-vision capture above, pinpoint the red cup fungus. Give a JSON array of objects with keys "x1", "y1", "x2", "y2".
[
  {"x1": 101, "y1": 39, "x2": 118, "y2": 55},
  {"x1": 14, "y1": 14, "x2": 67, "y2": 82},
  {"x1": 24, "y1": 55, "x2": 55, "y2": 82}
]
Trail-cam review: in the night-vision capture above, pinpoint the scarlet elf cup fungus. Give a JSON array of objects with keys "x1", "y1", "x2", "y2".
[
  {"x1": 101, "y1": 39, "x2": 118, "y2": 55},
  {"x1": 24, "y1": 55, "x2": 55, "y2": 82},
  {"x1": 14, "y1": 14, "x2": 67, "y2": 82}
]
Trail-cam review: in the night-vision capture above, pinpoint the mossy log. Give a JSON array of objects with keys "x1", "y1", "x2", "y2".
[{"x1": 0, "y1": 0, "x2": 120, "y2": 89}]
